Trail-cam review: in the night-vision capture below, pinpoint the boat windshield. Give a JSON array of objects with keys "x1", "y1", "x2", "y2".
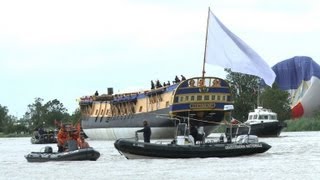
[
  {"x1": 258, "y1": 115, "x2": 269, "y2": 120},
  {"x1": 176, "y1": 123, "x2": 188, "y2": 136}
]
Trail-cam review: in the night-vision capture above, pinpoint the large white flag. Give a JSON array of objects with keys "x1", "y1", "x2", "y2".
[{"x1": 205, "y1": 10, "x2": 276, "y2": 86}]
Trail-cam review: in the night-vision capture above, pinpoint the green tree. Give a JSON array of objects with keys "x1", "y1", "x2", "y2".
[
  {"x1": 69, "y1": 108, "x2": 81, "y2": 125},
  {"x1": 24, "y1": 98, "x2": 47, "y2": 130},
  {"x1": 260, "y1": 84, "x2": 291, "y2": 121},
  {"x1": 225, "y1": 69, "x2": 260, "y2": 121},
  {"x1": 225, "y1": 69, "x2": 291, "y2": 122},
  {"x1": 14, "y1": 117, "x2": 30, "y2": 134},
  {"x1": 24, "y1": 98, "x2": 70, "y2": 131},
  {"x1": 0, "y1": 105, "x2": 9, "y2": 132},
  {"x1": 43, "y1": 99, "x2": 69, "y2": 127},
  {"x1": 0, "y1": 105, "x2": 16, "y2": 133}
]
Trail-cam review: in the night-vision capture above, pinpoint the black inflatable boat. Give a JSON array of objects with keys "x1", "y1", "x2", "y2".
[{"x1": 25, "y1": 146, "x2": 100, "y2": 162}]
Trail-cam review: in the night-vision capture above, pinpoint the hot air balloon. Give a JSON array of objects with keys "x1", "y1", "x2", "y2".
[{"x1": 272, "y1": 56, "x2": 320, "y2": 118}]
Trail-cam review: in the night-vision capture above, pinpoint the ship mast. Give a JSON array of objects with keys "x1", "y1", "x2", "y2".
[{"x1": 202, "y1": 7, "x2": 211, "y2": 79}]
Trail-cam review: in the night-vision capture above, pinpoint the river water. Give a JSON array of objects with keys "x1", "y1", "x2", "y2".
[{"x1": 1, "y1": 131, "x2": 319, "y2": 180}]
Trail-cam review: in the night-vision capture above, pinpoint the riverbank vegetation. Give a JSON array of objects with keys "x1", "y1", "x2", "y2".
[
  {"x1": 225, "y1": 69, "x2": 291, "y2": 122},
  {"x1": 284, "y1": 113, "x2": 320, "y2": 131},
  {"x1": 0, "y1": 98, "x2": 81, "y2": 137}
]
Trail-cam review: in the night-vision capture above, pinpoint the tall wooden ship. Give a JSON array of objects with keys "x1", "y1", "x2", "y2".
[
  {"x1": 79, "y1": 77, "x2": 233, "y2": 140},
  {"x1": 78, "y1": 7, "x2": 278, "y2": 140}
]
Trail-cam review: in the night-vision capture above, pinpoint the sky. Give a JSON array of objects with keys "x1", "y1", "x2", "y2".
[{"x1": 1, "y1": 0, "x2": 320, "y2": 118}]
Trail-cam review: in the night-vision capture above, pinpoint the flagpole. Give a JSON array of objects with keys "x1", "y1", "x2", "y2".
[{"x1": 202, "y1": 7, "x2": 210, "y2": 79}]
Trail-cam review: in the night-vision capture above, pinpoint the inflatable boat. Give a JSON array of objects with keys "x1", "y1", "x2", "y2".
[
  {"x1": 25, "y1": 146, "x2": 100, "y2": 162},
  {"x1": 114, "y1": 123, "x2": 271, "y2": 159}
]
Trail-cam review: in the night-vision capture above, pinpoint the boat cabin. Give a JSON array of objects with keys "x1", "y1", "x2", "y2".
[{"x1": 247, "y1": 107, "x2": 278, "y2": 123}]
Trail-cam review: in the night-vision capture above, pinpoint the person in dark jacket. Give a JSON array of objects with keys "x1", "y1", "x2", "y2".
[
  {"x1": 151, "y1": 80, "x2": 155, "y2": 89},
  {"x1": 94, "y1": 90, "x2": 99, "y2": 96},
  {"x1": 175, "y1": 75, "x2": 180, "y2": 83},
  {"x1": 136, "y1": 120, "x2": 151, "y2": 143},
  {"x1": 189, "y1": 125, "x2": 198, "y2": 144},
  {"x1": 155, "y1": 80, "x2": 162, "y2": 88}
]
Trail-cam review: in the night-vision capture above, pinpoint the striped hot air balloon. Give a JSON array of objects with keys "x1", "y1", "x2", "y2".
[{"x1": 272, "y1": 56, "x2": 320, "y2": 118}]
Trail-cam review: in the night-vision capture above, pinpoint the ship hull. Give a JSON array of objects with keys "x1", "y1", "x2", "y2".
[
  {"x1": 114, "y1": 138, "x2": 271, "y2": 159},
  {"x1": 82, "y1": 108, "x2": 220, "y2": 140}
]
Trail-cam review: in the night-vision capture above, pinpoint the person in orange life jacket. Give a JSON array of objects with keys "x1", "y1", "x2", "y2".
[
  {"x1": 136, "y1": 120, "x2": 151, "y2": 143},
  {"x1": 57, "y1": 125, "x2": 67, "y2": 152}
]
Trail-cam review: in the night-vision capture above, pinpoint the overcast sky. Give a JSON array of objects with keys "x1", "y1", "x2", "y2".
[{"x1": 1, "y1": 0, "x2": 320, "y2": 118}]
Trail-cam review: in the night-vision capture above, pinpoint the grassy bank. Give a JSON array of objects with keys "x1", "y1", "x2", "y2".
[{"x1": 284, "y1": 116, "x2": 320, "y2": 131}]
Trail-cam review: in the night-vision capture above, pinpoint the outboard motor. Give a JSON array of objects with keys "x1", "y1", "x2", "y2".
[{"x1": 44, "y1": 146, "x2": 53, "y2": 153}]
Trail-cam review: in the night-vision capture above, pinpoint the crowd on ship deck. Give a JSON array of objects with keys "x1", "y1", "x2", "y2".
[
  {"x1": 80, "y1": 75, "x2": 223, "y2": 105},
  {"x1": 151, "y1": 75, "x2": 186, "y2": 89}
]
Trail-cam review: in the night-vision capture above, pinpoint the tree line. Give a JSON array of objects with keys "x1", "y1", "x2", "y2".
[{"x1": 0, "y1": 97, "x2": 80, "y2": 135}]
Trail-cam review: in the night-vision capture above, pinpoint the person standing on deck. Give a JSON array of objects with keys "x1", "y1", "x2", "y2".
[
  {"x1": 175, "y1": 75, "x2": 180, "y2": 83},
  {"x1": 136, "y1": 120, "x2": 151, "y2": 143},
  {"x1": 151, "y1": 80, "x2": 155, "y2": 89}
]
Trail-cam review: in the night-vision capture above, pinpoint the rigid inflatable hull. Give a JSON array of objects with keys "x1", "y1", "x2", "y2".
[
  {"x1": 114, "y1": 139, "x2": 271, "y2": 159},
  {"x1": 25, "y1": 148, "x2": 100, "y2": 162}
]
